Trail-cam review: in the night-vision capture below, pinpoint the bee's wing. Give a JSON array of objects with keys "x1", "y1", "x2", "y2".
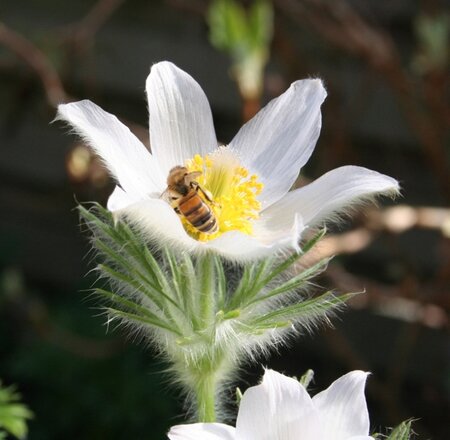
[
  {"x1": 185, "y1": 171, "x2": 202, "y2": 185},
  {"x1": 160, "y1": 188, "x2": 172, "y2": 203},
  {"x1": 161, "y1": 188, "x2": 182, "y2": 209},
  {"x1": 193, "y1": 182, "x2": 214, "y2": 203}
]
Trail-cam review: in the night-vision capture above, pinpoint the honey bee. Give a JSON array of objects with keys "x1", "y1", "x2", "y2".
[{"x1": 162, "y1": 166, "x2": 218, "y2": 234}]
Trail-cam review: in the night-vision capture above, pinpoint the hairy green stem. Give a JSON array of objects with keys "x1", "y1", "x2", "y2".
[
  {"x1": 195, "y1": 372, "x2": 217, "y2": 423},
  {"x1": 189, "y1": 349, "x2": 225, "y2": 423}
]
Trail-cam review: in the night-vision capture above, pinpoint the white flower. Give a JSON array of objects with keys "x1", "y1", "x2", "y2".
[
  {"x1": 168, "y1": 369, "x2": 374, "y2": 440},
  {"x1": 57, "y1": 61, "x2": 398, "y2": 262}
]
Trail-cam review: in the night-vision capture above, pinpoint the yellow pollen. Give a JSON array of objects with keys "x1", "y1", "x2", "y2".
[{"x1": 184, "y1": 149, "x2": 263, "y2": 242}]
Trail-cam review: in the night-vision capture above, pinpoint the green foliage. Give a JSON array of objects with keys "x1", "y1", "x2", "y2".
[
  {"x1": 235, "y1": 387, "x2": 243, "y2": 405},
  {"x1": 298, "y1": 369, "x2": 314, "y2": 389},
  {"x1": 2, "y1": 324, "x2": 176, "y2": 439},
  {"x1": 0, "y1": 381, "x2": 32, "y2": 440},
  {"x1": 373, "y1": 419, "x2": 415, "y2": 440},
  {"x1": 79, "y1": 203, "x2": 354, "y2": 420},
  {"x1": 413, "y1": 12, "x2": 449, "y2": 74},
  {"x1": 208, "y1": 0, "x2": 273, "y2": 98},
  {"x1": 208, "y1": 0, "x2": 272, "y2": 58},
  {"x1": 385, "y1": 419, "x2": 414, "y2": 440}
]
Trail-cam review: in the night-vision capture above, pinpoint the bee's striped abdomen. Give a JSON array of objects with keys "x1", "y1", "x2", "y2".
[{"x1": 179, "y1": 191, "x2": 218, "y2": 234}]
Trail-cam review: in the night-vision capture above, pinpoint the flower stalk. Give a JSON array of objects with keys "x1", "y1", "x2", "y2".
[{"x1": 193, "y1": 361, "x2": 218, "y2": 423}]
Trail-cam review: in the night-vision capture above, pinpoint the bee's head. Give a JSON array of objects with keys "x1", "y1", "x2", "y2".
[{"x1": 168, "y1": 166, "x2": 189, "y2": 185}]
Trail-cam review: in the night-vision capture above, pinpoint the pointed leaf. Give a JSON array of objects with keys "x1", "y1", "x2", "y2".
[
  {"x1": 107, "y1": 308, "x2": 182, "y2": 336},
  {"x1": 247, "y1": 257, "x2": 331, "y2": 306},
  {"x1": 249, "y1": 291, "x2": 354, "y2": 327},
  {"x1": 386, "y1": 420, "x2": 414, "y2": 440},
  {"x1": 299, "y1": 369, "x2": 315, "y2": 389},
  {"x1": 94, "y1": 288, "x2": 177, "y2": 333}
]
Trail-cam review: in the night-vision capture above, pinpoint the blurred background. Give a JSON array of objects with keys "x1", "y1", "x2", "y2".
[{"x1": 0, "y1": 0, "x2": 449, "y2": 438}]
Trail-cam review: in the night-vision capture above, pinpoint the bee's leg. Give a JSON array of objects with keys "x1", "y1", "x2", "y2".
[{"x1": 192, "y1": 182, "x2": 215, "y2": 204}]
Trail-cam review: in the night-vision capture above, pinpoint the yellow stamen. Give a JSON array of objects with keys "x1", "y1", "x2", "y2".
[{"x1": 184, "y1": 148, "x2": 263, "y2": 242}]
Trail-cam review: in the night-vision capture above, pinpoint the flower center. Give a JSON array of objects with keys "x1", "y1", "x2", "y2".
[{"x1": 183, "y1": 147, "x2": 263, "y2": 242}]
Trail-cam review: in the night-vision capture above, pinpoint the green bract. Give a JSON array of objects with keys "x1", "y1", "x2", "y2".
[
  {"x1": 208, "y1": 0, "x2": 273, "y2": 98},
  {"x1": 0, "y1": 381, "x2": 32, "y2": 440},
  {"x1": 385, "y1": 420, "x2": 414, "y2": 440},
  {"x1": 79, "y1": 203, "x2": 354, "y2": 422}
]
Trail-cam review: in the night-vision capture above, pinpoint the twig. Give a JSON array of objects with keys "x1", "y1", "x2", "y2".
[
  {"x1": 326, "y1": 264, "x2": 448, "y2": 326},
  {"x1": 63, "y1": 0, "x2": 126, "y2": 53},
  {"x1": 275, "y1": 0, "x2": 450, "y2": 200},
  {"x1": 301, "y1": 205, "x2": 450, "y2": 272},
  {"x1": 165, "y1": 0, "x2": 208, "y2": 16},
  {"x1": 0, "y1": 22, "x2": 68, "y2": 107}
]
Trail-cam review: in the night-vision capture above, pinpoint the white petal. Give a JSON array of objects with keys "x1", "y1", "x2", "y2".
[
  {"x1": 146, "y1": 61, "x2": 218, "y2": 177},
  {"x1": 117, "y1": 198, "x2": 304, "y2": 262},
  {"x1": 236, "y1": 370, "x2": 320, "y2": 440},
  {"x1": 348, "y1": 437, "x2": 375, "y2": 440},
  {"x1": 253, "y1": 210, "x2": 304, "y2": 248},
  {"x1": 115, "y1": 198, "x2": 274, "y2": 262},
  {"x1": 197, "y1": 212, "x2": 303, "y2": 261},
  {"x1": 117, "y1": 198, "x2": 201, "y2": 252},
  {"x1": 112, "y1": 198, "x2": 275, "y2": 263},
  {"x1": 57, "y1": 100, "x2": 165, "y2": 197},
  {"x1": 229, "y1": 79, "x2": 326, "y2": 208},
  {"x1": 312, "y1": 371, "x2": 370, "y2": 439},
  {"x1": 207, "y1": 221, "x2": 301, "y2": 262},
  {"x1": 168, "y1": 423, "x2": 236, "y2": 440},
  {"x1": 107, "y1": 186, "x2": 141, "y2": 212},
  {"x1": 261, "y1": 166, "x2": 399, "y2": 230}
]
